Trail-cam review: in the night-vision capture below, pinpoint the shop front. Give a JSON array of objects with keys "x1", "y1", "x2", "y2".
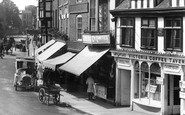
[
  {"x1": 112, "y1": 50, "x2": 185, "y2": 115},
  {"x1": 59, "y1": 46, "x2": 115, "y2": 102}
]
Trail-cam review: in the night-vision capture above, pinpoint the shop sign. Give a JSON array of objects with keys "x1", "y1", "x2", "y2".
[
  {"x1": 179, "y1": 91, "x2": 185, "y2": 99},
  {"x1": 95, "y1": 85, "x2": 107, "y2": 99},
  {"x1": 145, "y1": 84, "x2": 157, "y2": 93},
  {"x1": 82, "y1": 34, "x2": 110, "y2": 45},
  {"x1": 156, "y1": 77, "x2": 164, "y2": 85},
  {"x1": 118, "y1": 59, "x2": 130, "y2": 67},
  {"x1": 112, "y1": 52, "x2": 185, "y2": 65},
  {"x1": 163, "y1": 64, "x2": 181, "y2": 73},
  {"x1": 179, "y1": 81, "x2": 185, "y2": 89}
]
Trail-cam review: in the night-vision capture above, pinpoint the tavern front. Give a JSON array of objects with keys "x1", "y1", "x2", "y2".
[{"x1": 110, "y1": 0, "x2": 185, "y2": 115}]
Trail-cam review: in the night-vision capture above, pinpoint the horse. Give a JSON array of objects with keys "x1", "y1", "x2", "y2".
[{"x1": 3, "y1": 37, "x2": 15, "y2": 55}]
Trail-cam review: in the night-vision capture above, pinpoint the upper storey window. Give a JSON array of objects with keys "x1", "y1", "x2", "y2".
[
  {"x1": 120, "y1": 18, "x2": 135, "y2": 48},
  {"x1": 164, "y1": 17, "x2": 182, "y2": 51},
  {"x1": 90, "y1": 0, "x2": 108, "y2": 32},
  {"x1": 141, "y1": 18, "x2": 157, "y2": 50}
]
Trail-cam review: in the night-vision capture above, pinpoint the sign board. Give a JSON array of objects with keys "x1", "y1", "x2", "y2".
[
  {"x1": 82, "y1": 34, "x2": 110, "y2": 45},
  {"x1": 112, "y1": 52, "x2": 185, "y2": 65},
  {"x1": 145, "y1": 84, "x2": 157, "y2": 93},
  {"x1": 180, "y1": 91, "x2": 185, "y2": 99},
  {"x1": 163, "y1": 64, "x2": 181, "y2": 73},
  {"x1": 156, "y1": 77, "x2": 164, "y2": 85},
  {"x1": 95, "y1": 85, "x2": 107, "y2": 99},
  {"x1": 118, "y1": 59, "x2": 131, "y2": 67}
]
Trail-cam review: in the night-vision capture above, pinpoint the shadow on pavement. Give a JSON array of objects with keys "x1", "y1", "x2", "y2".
[{"x1": 68, "y1": 92, "x2": 119, "y2": 109}]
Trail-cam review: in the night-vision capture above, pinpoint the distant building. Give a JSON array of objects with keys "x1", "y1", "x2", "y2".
[{"x1": 19, "y1": 5, "x2": 37, "y2": 33}]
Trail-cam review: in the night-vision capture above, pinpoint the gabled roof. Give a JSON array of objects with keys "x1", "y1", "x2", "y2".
[
  {"x1": 156, "y1": 0, "x2": 170, "y2": 8},
  {"x1": 114, "y1": 0, "x2": 171, "y2": 10},
  {"x1": 115, "y1": 0, "x2": 130, "y2": 10}
]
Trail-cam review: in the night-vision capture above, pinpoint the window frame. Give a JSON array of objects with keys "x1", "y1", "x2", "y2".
[
  {"x1": 76, "y1": 15, "x2": 83, "y2": 41},
  {"x1": 120, "y1": 17, "x2": 135, "y2": 48},
  {"x1": 164, "y1": 17, "x2": 183, "y2": 52},
  {"x1": 141, "y1": 18, "x2": 157, "y2": 50}
]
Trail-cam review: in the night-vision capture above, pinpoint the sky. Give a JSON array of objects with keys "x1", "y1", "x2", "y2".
[{"x1": 11, "y1": 0, "x2": 37, "y2": 10}]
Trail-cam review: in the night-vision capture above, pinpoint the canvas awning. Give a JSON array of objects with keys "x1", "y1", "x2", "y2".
[
  {"x1": 42, "y1": 52, "x2": 76, "y2": 70},
  {"x1": 36, "y1": 41, "x2": 66, "y2": 62},
  {"x1": 35, "y1": 39, "x2": 56, "y2": 56},
  {"x1": 59, "y1": 46, "x2": 109, "y2": 76}
]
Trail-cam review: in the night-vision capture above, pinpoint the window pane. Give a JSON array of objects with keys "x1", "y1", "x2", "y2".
[
  {"x1": 141, "y1": 72, "x2": 149, "y2": 98},
  {"x1": 121, "y1": 18, "x2": 133, "y2": 26},
  {"x1": 46, "y1": 2, "x2": 51, "y2": 11},
  {"x1": 141, "y1": 29, "x2": 156, "y2": 48},
  {"x1": 165, "y1": 19, "x2": 172, "y2": 27},
  {"x1": 121, "y1": 28, "x2": 132, "y2": 45},
  {"x1": 173, "y1": 30, "x2": 181, "y2": 48},
  {"x1": 77, "y1": 17, "x2": 82, "y2": 39},
  {"x1": 166, "y1": 29, "x2": 173, "y2": 48},
  {"x1": 165, "y1": 18, "x2": 182, "y2": 50},
  {"x1": 90, "y1": 18, "x2": 95, "y2": 31},
  {"x1": 46, "y1": 12, "x2": 51, "y2": 17},
  {"x1": 121, "y1": 28, "x2": 133, "y2": 46},
  {"x1": 173, "y1": 19, "x2": 181, "y2": 27},
  {"x1": 142, "y1": 19, "x2": 148, "y2": 26},
  {"x1": 149, "y1": 19, "x2": 155, "y2": 27}
]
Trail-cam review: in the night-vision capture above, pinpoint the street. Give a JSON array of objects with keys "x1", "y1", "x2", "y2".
[{"x1": 0, "y1": 52, "x2": 89, "y2": 115}]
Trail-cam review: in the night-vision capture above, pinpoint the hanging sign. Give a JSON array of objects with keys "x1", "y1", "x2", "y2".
[
  {"x1": 145, "y1": 84, "x2": 157, "y2": 93},
  {"x1": 156, "y1": 77, "x2": 164, "y2": 85}
]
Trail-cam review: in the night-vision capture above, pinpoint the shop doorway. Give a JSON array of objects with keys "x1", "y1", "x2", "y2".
[
  {"x1": 166, "y1": 74, "x2": 180, "y2": 115},
  {"x1": 120, "y1": 69, "x2": 131, "y2": 106}
]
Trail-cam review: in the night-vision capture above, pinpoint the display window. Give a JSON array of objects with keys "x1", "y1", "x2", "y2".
[{"x1": 134, "y1": 61, "x2": 161, "y2": 106}]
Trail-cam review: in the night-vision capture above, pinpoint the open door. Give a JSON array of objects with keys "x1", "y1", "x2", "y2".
[{"x1": 167, "y1": 75, "x2": 180, "y2": 115}]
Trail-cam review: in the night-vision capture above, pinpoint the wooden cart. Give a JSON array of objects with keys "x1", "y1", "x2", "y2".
[{"x1": 38, "y1": 84, "x2": 64, "y2": 105}]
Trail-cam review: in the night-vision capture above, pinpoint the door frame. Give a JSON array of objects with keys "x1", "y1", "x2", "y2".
[{"x1": 166, "y1": 74, "x2": 180, "y2": 115}]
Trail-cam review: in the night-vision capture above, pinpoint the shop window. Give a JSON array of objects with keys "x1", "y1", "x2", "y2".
[
  {"x1": 164, "y1": 17, "x2": 182, "y2": 52},
  {"x1": 120, "y1": 18, "x2": 134, "y2": 48},
  {"x1": 141, "y1": 18, "x2": 157, "y2": 50},
  {"x1": 76, "y1": 15, "x2": 82, "y2": 40},
  {"x1": 134, "y1": 62, "x2": 161, "y2": 105}
]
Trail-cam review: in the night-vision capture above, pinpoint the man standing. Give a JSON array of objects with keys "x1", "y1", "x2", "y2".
[{"x1": 86, "y1": 76, "x2": 95, "y2": 100}]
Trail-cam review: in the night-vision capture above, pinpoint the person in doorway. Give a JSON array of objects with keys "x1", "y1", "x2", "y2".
[{"x1": 86, "y1": 76, "x2": 95, "y2": 100}]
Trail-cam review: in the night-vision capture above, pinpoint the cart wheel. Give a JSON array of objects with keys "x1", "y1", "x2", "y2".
[
  {"x1": 38, "y1": 88, "x2": 45, "y2": 103},
  {"x1": 53, "y1": 93, "x2": 60, "y2": 105}
]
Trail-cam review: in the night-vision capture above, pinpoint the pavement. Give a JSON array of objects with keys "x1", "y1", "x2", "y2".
[
  {"x1": 59, "y1": 91, "x2": 150, "y2": 115},
  {"x1": 8, "y1": 47, "x2": 150, "y2": 115}
]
